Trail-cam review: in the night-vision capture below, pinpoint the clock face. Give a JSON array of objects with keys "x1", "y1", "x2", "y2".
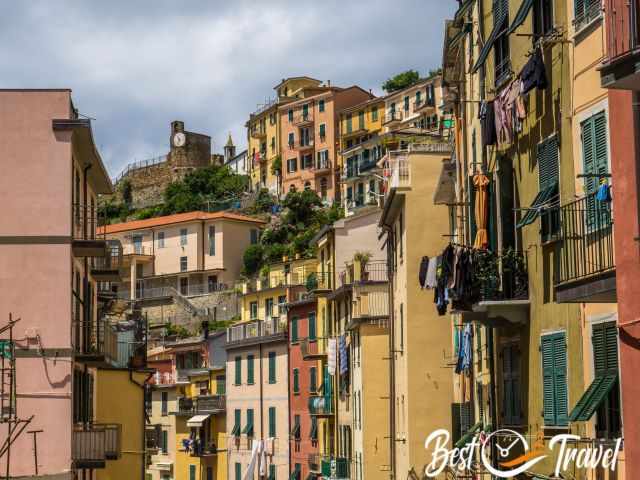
[{"x1": 173, "y1": 132, "x2": 186, "y2": 147}]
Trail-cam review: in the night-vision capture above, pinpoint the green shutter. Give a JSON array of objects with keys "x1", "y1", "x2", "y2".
[
  {"x1": 269, "y1": 351, "x2": 276, "y2": 384},
  {"x1": 247, "y1": 355, "x2": 255, "y2": 384},
  {"x1": 541, "y1": 332, "x2": 568, "y2": 426},
  {"x1": 538, "y1": 136, "x2": 559, "y2": 191},
  {"x1": 372, "y1": 107, "x2": 378, "y2": 122},
  {"x1": 235, "y1": 356, "x2": 241, "y2": 385},
  {"x1": 310, "y1": 366, "x2": 317, "y2": 392},
  {"x1": 581, "y1": 112, "x2": 610, "y2": 228},
  {"x1": 346, "y1": 115, "x2": 352, "y2": 133},
  {"x1": 190, "y1": 465, "x2": 196, "y2": 480},
  {"x1": 235, "y1": 463, "x2": 242, "y2": 480},
  {"x1": 291, "y1": 317, "x2": 298, "y2": 343},
  {"x1": 308, "y1": 313, "x2": 317, "y2": 341},
  {"x1": 232, "y1": 409, "x2": 241, "y2": 436},
  {"x1": 293, "y1": 369, "x2": 300, "y2": 394},
  {"x1": 269, "y1": 464, "x2": 276, "y2": 480},
  {"x1": 319, "y1": 124, "x2": 326, "y2": 137},
  {"x1": 269, "y1": 406, "x2": 276, "y2": 437},
  {"x1": 310, "y1": 417, "x2": 318, "y2": 440},
  {"x1": 216, "y1": 375, "x2": 225, "y2": 395},
  {"x1": 358, "y1": 111, "x2": 365, "y2": 129},
  {"x1": 243, "y1": 409, "x2": 254, "y2": 436}
]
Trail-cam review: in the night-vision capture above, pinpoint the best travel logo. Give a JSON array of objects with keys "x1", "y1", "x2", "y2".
[{"x1": 423, "y1": 429, "x2": 622, "y2": 478}]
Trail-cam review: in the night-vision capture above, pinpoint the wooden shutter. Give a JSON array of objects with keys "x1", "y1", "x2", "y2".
[
  {"x1": 538, "y1": 136, "x2": 559, "y2": 191},
  {"x1": 293, "y1": 368, "x2": 300, "y2": 393},
  {"x1": 234, "y1": 409, "x2": 241, "y2": 433},
  {"x1": 268, "y1": 406, "x2": 276, "y2": 438},
  {"x1": 309, "y1": 313, "x2": 317, "y2": 340},
  {"x1": 541, "y1": 332, "x2": 568, "y2": 426},
  {"x1": 235, "y1": 356, "x2": 241, "y2": 385},
  {"x1": 162, "y1": 430, "x2": 168, "y2": 454},
  {"x1": 541, "y1": 335, "x2": 556, "y2": 424},
  {"x1": 310, "y1": 366, "x2": 317, "y2": 392},
  {"x1": 247, "y1": 355, "x2": 254, "y2": 384},
  {"x1": 502, "y1": 345, "x2": 521, "y2": 425},
  {"x1": 235, "y1": 462, "x2": 242, "y2": 480},
  {"x1": 268, "y1": 352, "x2": 276, "y2": 384},
  {"x1": 291, "y1": 318, "x2": 298, "y2": 342},
  {"x1": 190, "y1": 465, "x2": 196, "y2": 480}
]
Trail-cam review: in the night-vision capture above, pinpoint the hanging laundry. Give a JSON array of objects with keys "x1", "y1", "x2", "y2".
[
  {"x1": 596, "y1": 182, "x2": 612, "y2": 203},
  {"x1": 479, "y1": 101, "x2": 497, "y2": 147},
  {"x1": 494, "y1": 87, "x2": 514, "y2": 145},
  {"x1": 327, "y1": 338, "x2": 337, "y2": 375},
  {"x1": 520, "y1": 48, "x2": 548, "y2": 95},
  {"x1": 243, "y1": 440, "x2": 262, "y2": 480},
  {"x1": 425, "y1": 256, "x2": 439, "y2": 289},
  {"x1": 419, "y1": 256, "x2": 429, "y2": 288},
  {"x1": 339, "y1": 335, "x2": 348, "y2": 376}
]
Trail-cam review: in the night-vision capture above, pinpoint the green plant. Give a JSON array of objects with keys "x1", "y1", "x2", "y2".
[
  {"x1": 305, "y1": 272, "x2": 318, "y2": 292},
  {"x1": 270, "y1": 155, "x2": 282, "y2": 177},
  {"x1": 242, "y1": 244, "x2": 264, "y2": 276},
  {"x1": 354, "y1": 251, "x2": 372, "y2": 265},
  {"x1": 165, "y1": 323, "x2": 191, "y2": 339},
  {"x1": 259, "y1": 264, "x2": 271, "y2": 279},
  {"x1": 382, "y1": 70, "x2": 421, "y2": 93},
  {"x1": 120, "y1": 178, "x2": 133, "y2": 206}
]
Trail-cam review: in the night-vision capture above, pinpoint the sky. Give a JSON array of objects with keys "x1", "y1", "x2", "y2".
[{"x1": 0, "y1": 1, "x2": 456, "y2": 178}]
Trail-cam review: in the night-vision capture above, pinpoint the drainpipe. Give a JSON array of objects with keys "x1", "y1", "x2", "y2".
[
  {"x1": 486, "y1": 327, "x2": 498, "y2": 470},
  {"x1": 384, "y1": 226, "x2": 396, "y2": 480},
  {"x1": 129, "y1": 370, "x2": 154, "y2": 480}
]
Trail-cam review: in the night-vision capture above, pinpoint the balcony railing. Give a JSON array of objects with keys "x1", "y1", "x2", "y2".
[
  {"x1": 292, "y1": 111, "x2": 314, "y2": 125},
  {"x1": 313, "y1": 157, "x2": 332, "y2": 172},
  {"x1": 605, "y1": 0, "x2": 640, "y2": 61},
  {"x1": 555, "y1": 193, "x2": 614, "y2": 286},
  {"x1": 382, "y1": 110, "x2": 403, "y2": 125},
  {"x1": 250, "y1": 126, "x2": 267, "y2": 139},
  {"x1": 382, "y1": 151, "x2": 410, "y2": 191},
  {"x1": 321, "y1": 457, "x2": 350, "y2": 479},
  {"x1": 123, "y1": 245, "x2": 153, "y2": 256},
  {"x1": 73, "y1": 423, "x2": 121, "y2": 468},
  {"x1": 226, "y1": 318, "x2": 287, "y2": 344},
  {"x1": 300, "y1": 337, "x2": 328, "y2": 359},
  {"x1": 474, "y1": 250, "x2": 529, "y2": 303},
  {"x1": 72, "y1": 204, "x2": 102, "y2": 241},
  {"x1": 305, "y1": 271, "x2": 333, "y2": 292},
  {"x1": 352, "y1": 285, "x2": 390, "y2": 321},
  {"x1": 308, "y1": 453, "x2": 321, "y2": 472},
  {"x1": 340, "y1": 260, "x2": 388, "y2": 286},
  {"x1": 308, "y1": 394, "x2": 334, "y2": 416},
  {"x1": 73, "y1": 319, "x2": 118, "y2": 364},
  {"x1": 290, "y1": 139, "x2": 315, "y2": 151},
  {"x1": 177, "y1": 395, "x2": 226, "y2": 415}
]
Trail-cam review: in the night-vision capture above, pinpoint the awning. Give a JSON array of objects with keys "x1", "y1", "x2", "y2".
[
  {"x1": 291, "y1": 422, "x2": 301, "y2": 440},
  {"x1": 569, "y1": 373, "x2": 618, "y2": 421},
  {"x1": 242, "y1": 418, "x2": 254, "y2": 436},
  {"x1": 455, "y1": 421, "x2": 483, "y2": 448},
  {"x1": 507, "y1": 0, "x2": 535, "y2": 35},
  {"x1": 231, "y1": 423, "x2": 241, "y2": 437},
  {"x1": 187, "y1": 414, "x2": 210, "y2": 427},
  {"x1": 309, "y1": 420, "x2": 318, "y2": 441},
  {"x1": 515, "y1": 185, "x2": 558, "y2": 229}
]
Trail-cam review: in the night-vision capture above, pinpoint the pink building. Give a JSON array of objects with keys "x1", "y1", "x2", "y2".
[{"x1": 0, "y1": 89, "x2": 118, "y2": 478}]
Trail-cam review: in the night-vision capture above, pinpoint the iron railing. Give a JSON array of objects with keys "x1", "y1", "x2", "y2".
[
  {"x1": 72, "y1": 204, "x2": 103, "y2": 241},
  {"x1": 291, "y1": 110, "x2": 314, "y2": 125},
  {"x1": 340, "y1": 260, "x2": 388, "y2": 286},
  {"x1": 474, "y1": 249, "x2": 529, "y2": 302},
  {"x1": 73, "y1": 423, "x2": 121, "y2": 466},
  {"x1": 92, "y1": 240, "x2": 123, "y2": 271},
  {"x1": 382, "y1": 151, "x2": 410, "y2": 191},
  {"x1": 382, "y1": 110, "x2": 403, "y2": 124},
  {"x1": 313, "y1": 157, "x2": 332, "y2": 172},
  {"x1": 73, "y1": 319, "x2": 118, "y2": 363},
  {"x1": 309, "y1": 453, "x2": 321, "y2": 472},
  {"x1": 226, "y1": 318, "x2": 286, "y2": 344},
  {"x1": 556, "y1": 193, "x2": 614, "y2": 285},
  {"x1": 321, "y1": 457, "x2": 350, "y2": 478},
  {"x1": 305, "y1": 271, "x2": 333, "y2": 291},
  {"x1": 300, "y1": 337, "x2": 328, "y2": 359},
  {"x1": 112, "y1": 155, "x2": 167, "y2": 185},
  {"x1": 177, "y1": 395, "x2": 225, "y2": 415},
  {"x1": 308, "y1": 394, "x2": 334, "y2": 416}
]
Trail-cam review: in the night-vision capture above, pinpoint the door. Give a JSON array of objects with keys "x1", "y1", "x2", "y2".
[
  {"x1": 180, "y1": 277, "x2": 189, "y2": 295},
  {"x1": 133, "y1": 235, "x2": 143, "y2": 254}
]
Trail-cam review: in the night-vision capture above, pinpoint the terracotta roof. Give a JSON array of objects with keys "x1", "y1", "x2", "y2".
[{"x1": 99, "y1": 210, "x2": 266, "y2": 234}]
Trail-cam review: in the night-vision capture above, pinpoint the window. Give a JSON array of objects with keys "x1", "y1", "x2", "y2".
[
  {"x1": 235, "y1": 462, "x2": 242, "y2": 480},
  {"x1": 189, "y1": 464, "x2": 196, "y2": 480},
  {"x1": 288, "y1": 132, "x2": 294, "y2": 146},
  {"x1": 398, "y1": 212, "x2": 404, "y2": 260},
  {"x1": 268, "y1": 351, "x2": 276, "y2": 384},
  {"x1": 157, "y1": 231, "x2": 165, "y2": 248},
  {"x1": 133, "y1": 235, "x2": 143, "y2": 255},
  {"x1": 403, "y1": 96, "x2": 409, "y2": 112},
  {"x1": 358, "y1": 110, "x2": 365, "y2": 129},
  {"x1": 265, "y1": 298, "x2": 274, "y2": 318},
  {"x1": 161, "y1": 391, "x2": 168, "y2": 416},
  {"x1": 346, "y1": 114, "x2": 353, "y2": 133},
  {"x1": 415, "y1": 90, "x2": 422, "y2": 106},
  {"x1": 292, "y1": 415, "x2": 301, "y2": 440},
  {"x1": 288, "y1": 110, "x2": 293, "y2": 122},
  {"x1": 493, "y1": 0, "x2": 511, "y2": 85},
  {"x1": 317, "y1": 150, "x2": 329, "y2": 170},
  {"x1": 208, "y1": 275, "x2": 218, "y2": 293},
  {"x1": 216, "y1": 375, "x2": 225, "y2": 394},
  {"x1": 234, "y1": 356, "x2": 241, "y2": 385},
  {"x1": 179, "y1": 277, "x2": 188, "y2": 295},
  {"x1": 310, "y1": 417, "x2": 318, "y2": 441},
  {"x1": 502, "y1": 344, "x2": 522, "y2": 425},
  {"x1": 180, "y1": 228, "x2": 188, "y2": 246},
  {"x1": 247, "y1": 355, "x2": 255, "y2": 384},
  {"x1": 287, "y1": 158, "x2": 297, "y2": 173},
  {"x1": 162, "y1": 430, "x2": 168, "y2": 454},
  {"x1": 180, "y1": 256, "x2": 188, "y2": 272},
  {"x1": 569, "y1": 322, "x2": 621, "y2": 438},
  {"x1": 308, "y1": 312, "x2": 317, "y2": 341},
  {"x1": 302, "y1": 103, "x2": 309, "y2": 119},
  {"x1": 271, "y1": 136, "x2": 276, "y2": 152},
  {"x1": 291, "y1": 317, "x2": 298, "y2": 343},
  {"x1": 232, "y1": 409, "x2": 241, "y2": 436},
  {"x1": 250, "y1": 229, "x2": 259, "y2": 245},
  {"x1": 293, "y1": 368, "x2": 300, "y2": 394},
  {"x1": 319, "y1": 99, "x2": 325, "y2": 112},
  {"x1": 269, "y1": 465, "x2": 276, "y2": 480},
  {"x1": 320, "y1": 177, "x2": 328, "y2": 200},
  {"x1": 243, "y1": 409, "x2": 254, "y2": 436},
  {"x1": 268, "y1": 406, "x2": 276, "y2": 437},
  {"x1": 207, "y1": 466, "x2": 213, "y2": 480},
  {"x1": 371, "y1": 106, "x2": 378, "y2": 122},
  {"x1": 310, "y1": 366, "x2": 317, "y2": 393},
  {"x1": 580, "y1": 111, "x2": 610, "y2": 229},
  {"x1": 303, "y1": 154, "x2": 313, "y2": 169},
  {"x1": 250, "y1": 301, "x2": 258, "y2": 320},
  {"x1": 533, "y1": 0, "x2": 554, "y2": 37},
  {"x1": 541, "y1": 332, "x2": 568, "y2": 426},
  {"x1": 208, "y1": 225, "x2": 215, "y2": 255},
  {"x1": 574, "y1": 0, "x2": 601, "y2": 30},
  {"x1": 319, "y1": 123, "x2": 326, "y2": 139}
]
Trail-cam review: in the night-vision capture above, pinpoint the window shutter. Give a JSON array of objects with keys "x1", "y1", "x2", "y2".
[
  {"x1": 538, "y1": 136, "x2": 559, "y2": 191},
  {"x1": 190, "y1": 465, "x2": 196, "y2": 480},
  {"x1": 310, "y1": 366, "x2": 317, "y2": 392},
  {"x1": 291, "y1": 318, "x2": 298, "y2": 342},
  {"x1": 309, "y1": 313, "x2": 317, "y2": 340},
  {"x1": 247, "y1": 355, "x2": 255, "y2": 384},
  {"x1": 541, "y1": 335, "x2": 556, "y2": 424},
  {"x1": 542, "y1": 333, "x2": 569, "y2": 426},
  {"x1": 235, "y1": 356, "x2": 241, "y2": 385},
  {"x1": 502, "y1": 346, "x2": 514, "y2": 424},
  {"x1": 235, "y1": 462, "x2": 242, "y2": 480},
  {"x1": 268, "y1": 406, "x2": 276, "y2": 437},
  {"x1": 268, "y1": 352, "x2": 276, "y2": 384},
  {"x1": 593, "y1": 322, "x2": 618, "y2": 374},
  {"x1": 234, "y1": 409, "x2": 241, "y2": 435},
  {"x1": 293, "y1": 369, "x2": 300, "y2": 393}
]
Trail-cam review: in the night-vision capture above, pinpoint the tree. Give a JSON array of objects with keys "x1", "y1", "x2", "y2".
[
  {"x1": 382, "y1": 70, "x2": 421, "y2": 93},
  {"x1": 242, "y1": 244, "x2": 264, "y2": 276}
]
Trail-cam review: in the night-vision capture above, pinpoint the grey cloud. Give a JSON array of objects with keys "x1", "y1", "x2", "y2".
[{"x1": 0, "y1": 0, "x2": 456, "y2": 177}]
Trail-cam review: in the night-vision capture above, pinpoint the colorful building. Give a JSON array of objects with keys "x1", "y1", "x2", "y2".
[
  {"x1": 337, "y1": 97, "x2": 386, "y2": 216},
  {"x1": 279, "y1": 85, "x2": 373, "y2": 202}
]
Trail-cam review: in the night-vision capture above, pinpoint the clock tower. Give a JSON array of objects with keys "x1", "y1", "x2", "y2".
[{"x1": 168, "y1": 120, "x2": 212, "y2": 173}]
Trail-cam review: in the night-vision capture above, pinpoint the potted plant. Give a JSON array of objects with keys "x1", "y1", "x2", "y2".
[{"x1": 353, "y1": 251, "x2": 372, "y2": 281}]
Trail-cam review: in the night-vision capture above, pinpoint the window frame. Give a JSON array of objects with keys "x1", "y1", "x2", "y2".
[{"x1": 180, "y1": 228, "x2": 188, "y2": 246}]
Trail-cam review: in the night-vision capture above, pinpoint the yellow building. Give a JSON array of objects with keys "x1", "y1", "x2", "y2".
[
  {"x1": 338, "y1": 97, "x2": 386, "y2": 216},
  {"x1": 246, "y1": 77, "x2": 324, "y2": 195},
  {"x1": 95, "y1": 369, "x2": 151, "y2": 480}
]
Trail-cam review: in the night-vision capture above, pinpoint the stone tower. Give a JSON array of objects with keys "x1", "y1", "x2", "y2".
[
  {"x1": 168, "y1": 120, "x2": 212, "y2": 172},
  {"x1": 224, "y1": 133, "x2": 236, "y2": 163}
]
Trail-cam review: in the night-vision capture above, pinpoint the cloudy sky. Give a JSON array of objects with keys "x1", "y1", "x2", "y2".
[{"x1": 1, "y1": 1, "x2": 456, "y2": 177}]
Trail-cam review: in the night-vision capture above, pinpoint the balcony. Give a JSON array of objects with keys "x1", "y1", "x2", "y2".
[
  {"x1": 414, "y1": 98, "x2": 436, "y2": 112},
  {"x1": 72, "y1": 204, "x2": 107, "y2": 257},
  {"x1": 91, "y1": 240, "x2": 123, "y2": 282},
  {"x1": 176, "y1": 395, "x2": 225, "y2": 415},
  {"x1": 600, "y1": 0, "x2": 640, "y2": 89},
  {"x1": 312, "y1": 157, "x2": 332, "y2": 174},
  {"x1": 308, "y1": 453, "x2": 321, "y2": 473},
  {"x1": 73, "y1": 423, "x2": 121, "y2": 469},
  {"x1": 382, "y1": 110, "x2": 403, "y2": 126},
  {"x1": 382, "y1": 151, "x2": 411, "y2": 192},
  {"x1": 305, "y1": 271, "x2": 333, "y2": 293},
  {"x1": 321, "y1": 457, "x2": 350, "y2": 479},
  {"x1": 250, "y1": 126, "x2": 267, "y2": 139},
  {"x1": 555, "y1": 193, "x2": 616, "y2": 303},
  {"x1": 290, "y1": 139, "x2": 315, "y2": 151},
  {"x1": 341, "y1": 126, "x2": 368, "y2": 140},
  {"x1": 301, "y1": 337, "x2": 328, "y2": 360},
  {"x1": 226, "y1": 318, "x2": 287, "y2": 347},
  {"x1": 308, "y1": 394, "x2": 334, "y2": 417},
  {"x1": 455, "y1": 250, "x2": 530, "y2": 326},
  {"x1": 292, "y1": 110, "x2": 314, "y2": 126}
]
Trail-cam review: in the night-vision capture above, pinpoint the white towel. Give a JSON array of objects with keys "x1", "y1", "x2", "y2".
[
  {"x1": 328, "y1": 338, "x2": 337, "y2": 375},
  {"x1": 425, "y1": 256, "x2": 438, "y2": 289},
  {"x1": 243, "y1": 439, "x2": 261, "y2": 480},
  {"x1": 259, "y1": 439, "x2": 267, "y2": 476}
]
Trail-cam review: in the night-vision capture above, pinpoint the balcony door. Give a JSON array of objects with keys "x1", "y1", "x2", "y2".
[{"x1": 133, "y1": 235, "x2": 143, "y2": 255}]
